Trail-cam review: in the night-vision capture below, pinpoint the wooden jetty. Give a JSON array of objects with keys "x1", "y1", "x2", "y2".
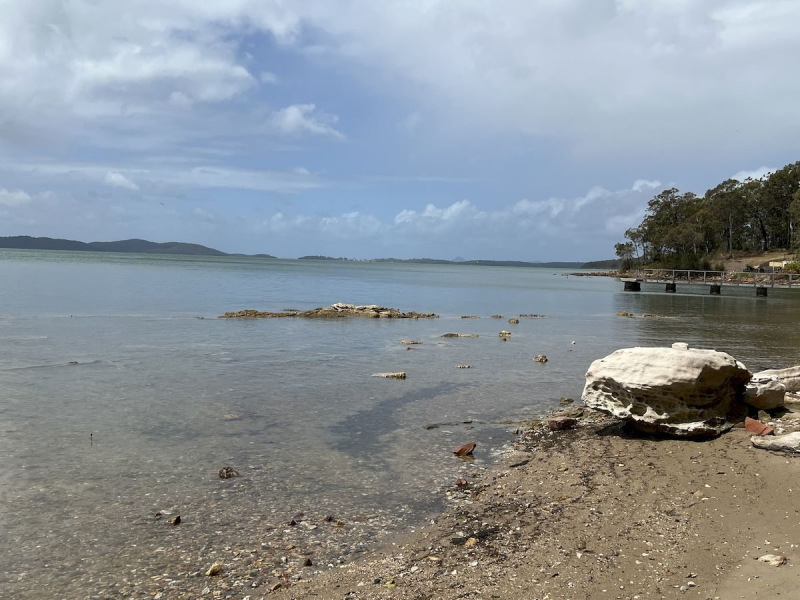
[{"x1": 621, "y1": 269, "x2": 800, "y2": 297}]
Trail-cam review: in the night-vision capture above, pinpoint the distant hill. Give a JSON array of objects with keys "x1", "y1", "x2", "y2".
[
  {"x1": 88, "y1": 238, "x2": 227, "y2": 256},
  {"x1": 580, "y1": 259, "x2": 620, "y2": 269},
  {"x1": 0, "y1": 236, "x2": 251, "y2": 257},
  {"x1": 297, "y1": 255, "x2": 586, "y2": 268}
]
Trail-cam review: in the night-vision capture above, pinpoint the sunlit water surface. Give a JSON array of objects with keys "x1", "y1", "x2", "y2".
[{"x1": 1, "y1": 250, "x2": 798, "y2": 597}]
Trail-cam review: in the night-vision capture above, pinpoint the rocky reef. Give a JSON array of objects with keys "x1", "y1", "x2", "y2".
[{"x1": 220, "y1": 303, "x2": 438, "y2": 319}]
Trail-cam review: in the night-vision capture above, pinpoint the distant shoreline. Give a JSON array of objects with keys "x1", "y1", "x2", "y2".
[{"x1": 0, "y1": 235, "x2": 618, "y2": 269}]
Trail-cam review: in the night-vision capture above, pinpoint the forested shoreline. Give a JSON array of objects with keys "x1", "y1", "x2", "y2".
[{"x1": 616, "y1": 160, "x2": 800, "y2": 270}]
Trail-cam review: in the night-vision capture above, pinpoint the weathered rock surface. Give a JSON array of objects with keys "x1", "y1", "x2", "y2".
[
  {"x1": 744, "y1": 375, "x2": 786, "y2": 410},
  {"x1": 582, "y1": 346, "x2": 752, "y2": 437},
  {"x1": 753, "y1": 365, "x2": 800, "y2": 392},
  {"x1": 547, "y1": 416, "x2": 577, "y2": 431},
  {"x1": 220, "y1": 303, "x2": 438, "y2": 319},
  {"x1": 372, "y1": 371, "x2": 406, "y2": 379},
  {"x1": 751, "y1": 431, "x2": 800, "y2": 453}
]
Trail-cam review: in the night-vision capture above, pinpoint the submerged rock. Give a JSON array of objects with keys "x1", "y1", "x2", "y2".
[
  {"x1": 220, "y1": 303, "x2": 438, "y2": 319},
  {"x1": 582, "y1": 346, "x2": 751, "y2": 437},
  {"x1": 218, "y1": 466, "x2": 239, "y2": 479}
]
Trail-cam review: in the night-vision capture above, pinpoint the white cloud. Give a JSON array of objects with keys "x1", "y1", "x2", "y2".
[
  {"x1": 2, "y1": 1, "x2": 798, "y2": 159},
  {"x1": 513, "y1": 199, "x2": 564, "y2": 218},
  {"x1": 632, "y1": 179, "x2": 662, "y2": 192},
  {"x1": 320, "y1": 211, "x2": 382, "y2": 237},
  {"x1": 731, "y1": 166, "x2": 774, "y2": 182},
  {"x1": 270, "y1": 104, "x2": 345, "y2": 139},
  {"x1": 104, "y1": 171, "x2": 140, "y2": 190},
  {"x1": 0, "y1": 188, "x2": 32, "y2": 207},
  {"x1": 3, "y1": 161, "x2": 325, "y2": 195}
]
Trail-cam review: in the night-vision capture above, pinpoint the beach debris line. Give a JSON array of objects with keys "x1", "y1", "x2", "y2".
[
  {"x1": 218, "y1": 466, "x2": 239, "y2": 479},
  {"x1": 453, "y1": 441, "x2": 476, "y2": 456},
  {"x1": 219, "y1": 303, "x2": 438, "y2": 319},
  {"x1": 372, "y1": 371, "x2": 406, "y2": 379}
]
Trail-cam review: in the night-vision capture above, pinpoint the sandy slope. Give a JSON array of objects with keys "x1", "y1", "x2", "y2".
[{"x1": 284, "y1": 408, "x2": 800, "y2": 600}]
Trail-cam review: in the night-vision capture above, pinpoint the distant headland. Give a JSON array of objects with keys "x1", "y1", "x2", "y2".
[
  {"x1": 0, "y1": 235, "x2": 262, "y2": 257},
  {"x1": 0, "y1": 235, "x2": 617, "y2": 268}
]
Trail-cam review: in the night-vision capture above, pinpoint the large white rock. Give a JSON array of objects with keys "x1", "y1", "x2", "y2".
[
  {"x1": 582, "y1": 346, "x2": 751, "y2": 437},
  {"x1": 743, "y1": 375, "x2": 786, "y2": 410},
  {"x1": 752, "y1": 366, "x2": 800, "y2": 393}
]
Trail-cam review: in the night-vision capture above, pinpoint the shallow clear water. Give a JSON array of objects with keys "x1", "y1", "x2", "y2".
[{"x1": 1, "y1": 250, "x2": 799, "y2": 597}]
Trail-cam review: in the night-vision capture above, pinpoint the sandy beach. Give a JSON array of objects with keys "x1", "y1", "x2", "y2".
[{"x1": 275, "y1": 406, "x2": 800, "y2": 600}]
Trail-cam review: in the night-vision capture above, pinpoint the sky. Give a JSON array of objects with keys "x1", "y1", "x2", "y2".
[{"x1": 1, "y1": 1, "x2": 798, "y2": 261}]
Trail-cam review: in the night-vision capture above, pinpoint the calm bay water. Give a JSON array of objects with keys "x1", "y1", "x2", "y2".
[{"x1": 1, "y1": 249, "x2": 799, "y2": 598}]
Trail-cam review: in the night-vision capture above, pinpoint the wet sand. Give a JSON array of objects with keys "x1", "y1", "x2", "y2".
[{"x1": 282, "y1": 407, "x2": 800, "y2": 600}]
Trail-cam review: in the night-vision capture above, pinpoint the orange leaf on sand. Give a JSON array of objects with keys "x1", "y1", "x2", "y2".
[
  {"x1": 454, "y1": 442, "x2": 476, "y2": 456},
  {"x1": 745, "y1": 416, "x2": 774, "y2": 436}
]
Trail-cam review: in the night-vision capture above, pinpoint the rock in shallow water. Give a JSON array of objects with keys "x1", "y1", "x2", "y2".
[{"x1": 581, "y1": 346, "x2": 751, "y2": 437}]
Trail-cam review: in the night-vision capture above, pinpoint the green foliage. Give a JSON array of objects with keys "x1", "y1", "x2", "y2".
[
  {"x1": 618, "y1": 160, "x2": 800, "y2": 268},
  {"x1": 784, "y1": 261, "x2": 800, "y2": 274}
]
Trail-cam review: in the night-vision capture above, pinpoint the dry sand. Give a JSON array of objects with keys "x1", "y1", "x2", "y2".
[{"x1": 278, "y1": 407, "x2": 800, "y2": 600}]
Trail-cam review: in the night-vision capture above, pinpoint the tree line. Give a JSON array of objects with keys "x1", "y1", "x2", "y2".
[{"x1": 615, "y1": 160, "x2": 800, "y2": 270}]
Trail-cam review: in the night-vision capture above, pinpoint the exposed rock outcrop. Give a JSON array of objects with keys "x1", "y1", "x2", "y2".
[
  {"x1": 752, "y1": 365, "x2": 800, "y2": 392},
  {"x1": 582, "y1": 346, "x2": 752, "y2": 437},
  {"x1": 372, "y1": 372, "x2": 406, "y2": 379},
  {"x1": 751, "y1": 431, "x2": 800, "y2": 453},
  {"x1": 743, "y1": 375, "x2": 786, "y2": 410},
  {"x1": 220, "y1": 303, "x2": 438, "y2": 319}
]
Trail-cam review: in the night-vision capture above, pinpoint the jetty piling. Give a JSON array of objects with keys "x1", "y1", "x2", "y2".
[{"x1": 622, "y1": 269, "x2": 796, "y2": 297}]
